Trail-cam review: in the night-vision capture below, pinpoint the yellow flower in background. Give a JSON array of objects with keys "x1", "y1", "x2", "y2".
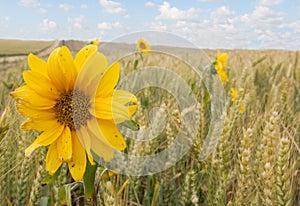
[
  {"x1": 239, "y1": 104, "x2": 246, "y2": 113},
  {"x1": 216, "y1": 69, "x2": 228, "y2": 83},
  {"x1": 230, "y1": 88, "x2": 237, "y2": 102},
  {"x1": 214, "y1": 50, "x2": 228, "y2": 83},
  {"x1": 137, "y1": 38, "x2": 150, "y2": 53},
  {"x1": 230, "y1": 87, "x2": 246, "y2": 112},
  {"x1": 91, "y1": 38, "x2": 99, "y2": 45},
  {"x1": 11, "y1": 45, "x2": 137, "y2": 181},
  {"x1": 215, "y1": 50, "x2": 228, "y2": 71}
]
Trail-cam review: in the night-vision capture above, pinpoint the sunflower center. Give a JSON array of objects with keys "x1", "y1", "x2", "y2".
[
  {"x1": 139, "y1": 42, "x2": 146, "y2": 50},
  {"x1": 54, "y1": 90, "x2": 91, "y2": 130}
]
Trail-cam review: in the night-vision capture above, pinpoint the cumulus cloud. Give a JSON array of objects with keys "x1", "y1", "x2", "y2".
[
  {"x1": 99, "y1": 0, "x2": 127, "y2": 14},
  {"x1": 0, "y1": 16, "x2": 11, "y2": 31},
  {"x1": 40, "y1": 18, "x2": 57, "y2": 31},
  {"x1": 59, "y1": 3, "x2": 74, "y2": 11},
  {"x1": 19, "y1": 0, "x2": 39, "y2": 7},
  {"x1": 38, "y1": 8, "x2": 47, "y2": 14},
  {"x1": 145, "y1": 1, "x2": 155, "y2": 7},
  {"x1": 211, "y1": 6, "x2": 235, "y2": 28},
  {"x1": 258, "y1": 0, "x2": 283, "y2": 6},
  {"x1": 68, "y1": 15, "x2": 86, "y2": 29},
  {"x1": 97, "y1": 22, "x2": 122, "y2": 30},
  {"x1": 148, "y1": 3, "x2": 297, "y2": 49},
  {"x1": 155, "y1": 2, "x2": 199, "y2": 20},
  {"x1": 280, "y1": 20, "x2": 300, "y2": 32},
  {"x1": 245, "y1": 6, "x2": 286, "y2": 30}
]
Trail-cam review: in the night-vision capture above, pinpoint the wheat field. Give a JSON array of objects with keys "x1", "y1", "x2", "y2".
[{"x1": 0, "y1": 40, "x2": 299, "y2": 205}]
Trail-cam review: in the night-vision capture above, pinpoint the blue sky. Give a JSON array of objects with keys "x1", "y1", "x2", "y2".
[{"x1": 0, "y1": 0, "x2": 299, "y2": 49}]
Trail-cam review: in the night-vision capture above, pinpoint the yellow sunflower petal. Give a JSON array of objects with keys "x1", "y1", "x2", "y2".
[
  {"x1": 230, "y1": 88, "x2": 237, "y2": 102},
  {"x1": 21, "y1": 118, "x2": 59, "y2": 131},
  {"x1": 87, "y1": 119, "x2": 126, "y2": 150},
  {"x1": 46, "y1": 140, "x2": 62, "y2": 175},
  {"x1": 74, "y1": 45, "x2": 98, "y2": 72},
  {"x1": 239, "y1": 104, "x2": 246, "y2": 113},
  {"x1": 89, "y1": 130, "x2": 114, "y2": 162},
  {"x1": 91, "y1": 95, "x2": 137, "y2": 123},
  {"x1": 11, "y1": 85, "x2": 56, "y2": 109},
  {"x1": 57, "y1": 46, "x2": 77, "y2": 90},
  {"x1": 22, "y1": 71, "x2": 59, "y2": 98},
  {"x1": 77, "y1": 127, "x2": 95, "y2": 165},
  {"x1": 57, "y1": 126, "x2": 72, "y2": 162},
  {"x1": 16, "y1": 103, "x2": 56, "y2": 120},
  {"x1": 97, "y1": 119, "x2": 126, "y2": 150},
  {"x1": 75, "y1": 52, "x2": 108, "y2": 96},
  {"x1": 112, "y1": 90, "x2": 138, "y2": 105},
  {"x1": 25, "y1": 124, "x2": 64, "y2": 157},
  {"x1": 217, "y1": 69, "x2": 228, "y2": 83},
  {"x1": 47, "y1": 47, "x2": 68, "y2": 92},
  {"x1": 28, "y1": 53, "x2": 48, "y2": 76},
  {"x1": 217, "y1": 50, "x2": 228, "y2": 69},
  {"x1": 68, "y1": 132, "x2": 87, "y2": 181},
  {"x1": 96, "y1": 62, "x2": 120, "y2": 97}
]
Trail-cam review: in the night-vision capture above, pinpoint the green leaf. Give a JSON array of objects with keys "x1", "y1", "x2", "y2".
[
  {"x1": 141, "y1": 96, "x2": 150, "y2": 109},
  {"x1": 120, "y1": 120, "x2": 140, "y2": 131},
  {"x1": 43, "y1": 166, "x2": 61, "y2": 185},
  {"x1": 83, "y1": 160, "x2": 97, "y2": 200},
  {"x1": 39, "y1": 197, "x2": 49, "y2": 206},
  {"x1": 202, "y1": 90, "x2": 210, "y2": 108},
  {"x1": 133, "y1": 59, "x2": 139, "y2": 70}
]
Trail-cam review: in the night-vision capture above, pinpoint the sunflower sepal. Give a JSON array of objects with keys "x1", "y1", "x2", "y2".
[
  {"x1": 43, "y1": 165, "x2": 62, "y2": 185},
  {"x1": 83, "y1": 158, "x2": 98, "y2": 199},
  {"x1": 119, "y1": 120, "x2": 140, "y2": 131}
]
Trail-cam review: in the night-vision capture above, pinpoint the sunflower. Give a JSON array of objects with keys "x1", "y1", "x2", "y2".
[
  {"x1": 91, "y1": 38, "x2": 99, "y2": 45},
  {"x1": 214, "y1": 50, "x2": 228, "y2": 83},
  {"x1": 11, "y1": 44, "x2": 137, "y2": 181},
  {"x1": 230, "y1": 87, "x2": 237, "y2": 102},
  {"x1": 137, "y1": 38, "x2": 150, "y2": 53}
]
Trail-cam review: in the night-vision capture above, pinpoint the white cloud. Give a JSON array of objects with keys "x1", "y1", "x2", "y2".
[
  {"x1": 280, "y1": 20, "x2": 300, "y2": 32},
  {"x1": 211, "y1": 6, "x2": 235, "y2": 27},
  {"x1": 68, "y1": 15, "x2": 85, "y2": 29},
  {"x1": 99, "y1": 0, "x2": 127, "y2": 14},
  {"x1": 59, "y1": 3, "x2": 74, "y2": 11},
  {"x1": 81, "y1": 4, "x2": 88, "y2": 9},
  {"x1": 97, "y1": 22, "x2": 122, "y2": 30},
  {"x1": 0, "y1": 16, "x2": 10, "y2": 31},
  {"x1": 19, "y1": 0, "x2": 39, "y2": 7},
  {"x1": 38, "y1": 8, "x2": 47, "y2": 14},
  {"x1": 40, "y1": 18, "x2": 57, "y2": 31},
  {"x1": 145, "y1": 1, "x2": 155, "y2": 7},
  {"x1": 248, "y1": 6, "x2": 286, "y2": 29},
  {"x1": 258, "y1": 0, "x2": 283, "y2": 6},
  {"x1": 147, "y1": 21, "x2": 167, "y2": 31},
  {"x1": 155, "y1": 2, "x2": 199, "y2": 20}
]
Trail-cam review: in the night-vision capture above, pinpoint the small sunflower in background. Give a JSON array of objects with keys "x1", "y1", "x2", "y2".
[
  {"x1": 230, "y1": 87, "x2": 246, "y2": 113},
  {"x1": 214, "y1": 50, "x2": 228, "y2": 84},
  {"x1": 11, "y1": 44, "x2": 137, "y2": 181},
  {"x1": 230, "y1": 87, "x2": 237, "y2": 102},
  {"x1": 137, "y1": 38, "x2": 151, "y2": 53},
  {"x1": 90, "y1": 38, "x2": 99, "y2": 45}
]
